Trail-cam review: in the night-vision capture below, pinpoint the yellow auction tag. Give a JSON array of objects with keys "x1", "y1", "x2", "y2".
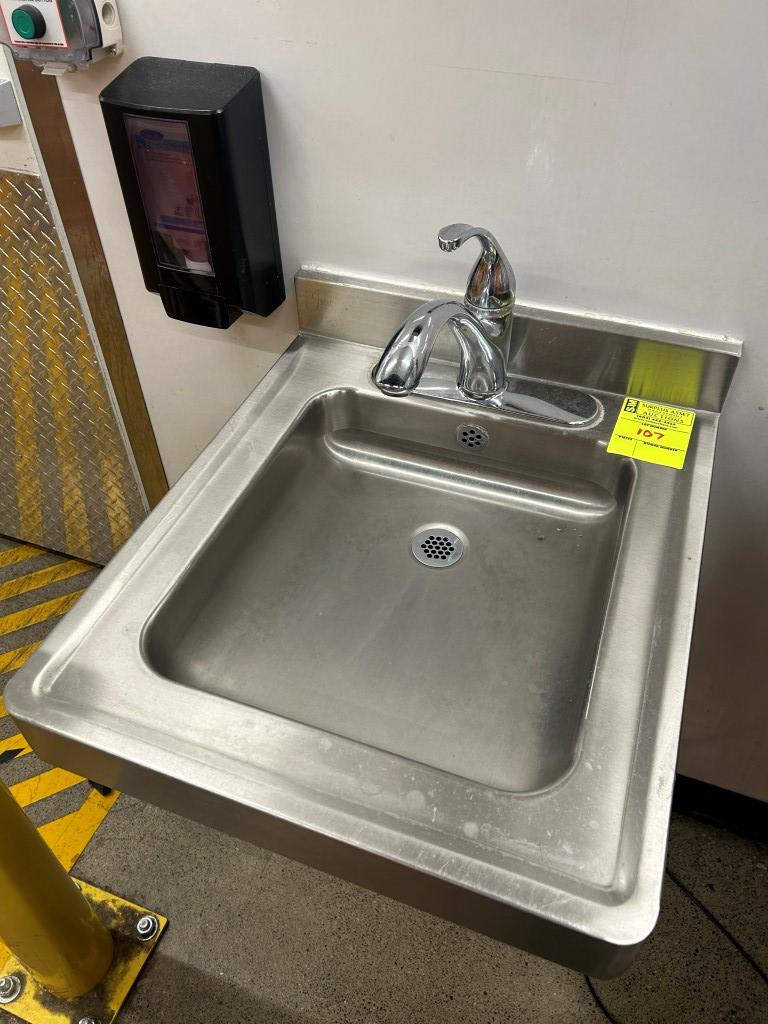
[{"x1": 607, "y1": 397, "x2": 696, "y2": 470}]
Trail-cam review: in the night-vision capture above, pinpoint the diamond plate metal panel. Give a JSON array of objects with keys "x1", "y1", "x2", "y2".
[{"x1": 0, "y1": 171, "x2": 145, "y2": 564}]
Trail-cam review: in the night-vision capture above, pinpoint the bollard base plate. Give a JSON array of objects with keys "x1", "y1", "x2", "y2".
[{"x1": 0, "y1": 879, "x2": 166, "y2": 1023}]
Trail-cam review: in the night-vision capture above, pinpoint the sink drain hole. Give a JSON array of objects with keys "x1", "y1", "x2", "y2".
[
  {"x1": 411, "y1": 527, "x2": 465, "y2": 568},
  {"x1": 457, "y1": 423, "x2": 489, "y2": 450}
]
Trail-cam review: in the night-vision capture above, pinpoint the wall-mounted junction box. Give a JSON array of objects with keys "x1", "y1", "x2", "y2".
[{"x1": 0, "y1": 0, "x2": 122, "y2": 73}]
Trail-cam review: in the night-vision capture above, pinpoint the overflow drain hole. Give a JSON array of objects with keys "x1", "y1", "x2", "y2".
[
  {"x1": 411, "y1": 527, "x2": 465, "y2": 568},
  {"x1": 457, "y1": 423, "x2": 489, "y2": 450}
]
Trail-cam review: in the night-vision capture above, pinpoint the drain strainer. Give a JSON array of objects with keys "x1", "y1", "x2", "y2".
[
  {"x1": 457, "y1": 423, "x2": 489, "y2": 450},
  {"x1": 411, "y1": 527, "x2": 465, "y2": 568}
]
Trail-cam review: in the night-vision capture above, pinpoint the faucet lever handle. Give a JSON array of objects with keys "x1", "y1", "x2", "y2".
[{"x1": 437, "y1": 223, "x2": 515, "y2": 314}]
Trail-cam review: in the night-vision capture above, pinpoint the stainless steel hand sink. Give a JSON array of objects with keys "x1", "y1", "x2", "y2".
[
  {"x1": 7, "y1": 270, "x2": 740, "y2": 978},
  {"x1": 145, "y1": 390, "x2": 630, "y2": 794}
]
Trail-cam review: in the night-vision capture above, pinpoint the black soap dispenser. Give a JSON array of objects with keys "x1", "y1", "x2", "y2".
[{"x1": 100, "y1": 56, "x2": 285, "y2": 329}]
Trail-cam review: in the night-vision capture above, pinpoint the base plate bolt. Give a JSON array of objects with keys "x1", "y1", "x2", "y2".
[
  {"x1": 78, "y1": 1017, "x2": 100, "y2": 1024},
  {"x1": 136, "y1": 914, "x2": 159, "y2": 942},
  {"x1": 0, "y1": 974, "x2": 23, "y2": 1004}
]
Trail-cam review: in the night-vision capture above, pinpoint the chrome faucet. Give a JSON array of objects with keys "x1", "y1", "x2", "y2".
[
  {"x1": 374, "y1": 224, "x2": 516, "y2": 400},
  {"x1": 373, "y1": 224, "x2": 601, "y2": 427}
]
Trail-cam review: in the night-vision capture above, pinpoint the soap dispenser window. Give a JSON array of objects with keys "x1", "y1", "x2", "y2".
[{"x1": 126, "y1": 115, "x2": 214, "y2": 277}]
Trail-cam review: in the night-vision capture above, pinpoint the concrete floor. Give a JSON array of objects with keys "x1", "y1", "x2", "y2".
[
  {"x1": 1, "y1": 540, "x2": 767, "y2": 1023},
  {"x1": 59, "y1": 801, "x2": 766, "y2": 1024}
]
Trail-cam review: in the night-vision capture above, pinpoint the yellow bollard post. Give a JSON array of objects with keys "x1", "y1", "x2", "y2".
[{"x1": 0, "y1": 779, "x2": 114, "y2": 999}]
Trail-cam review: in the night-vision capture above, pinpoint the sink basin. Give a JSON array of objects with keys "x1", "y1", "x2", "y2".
[
  {"x1": 7, "y1": 270, "x2": 740, "y2": 978},
  {"x1": 145, "y1": 391, "x2": 631, "y2": 793}
]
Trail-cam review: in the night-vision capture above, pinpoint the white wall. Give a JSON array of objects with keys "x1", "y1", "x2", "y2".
[
  {"x1": 55, "y1": 1, "x2": 768, "y2": 795},
  {"x1": 0, "y1": 47, "x2": 37, "y2": 173}
]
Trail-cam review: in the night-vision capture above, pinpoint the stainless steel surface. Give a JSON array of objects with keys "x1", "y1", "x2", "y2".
[
  {"x1": 300, "y1": 270, "x2": 740, "y2": 413},
  {"x1": 0, "y1": 974, "x2": 22, "y2": 1004},
  {"x1": 0, "y1": 78, "x2": 20, "y2": 127},
  {"x1": 141, "y1": 391, "x2": 625, "y2": 794},
  {"x1": 502, "y1": 378, "x2": 601, "y2": 425},
  {"x1": 7, "y1": 270, "x2": 737, "y2": 978},
  {"x1": 135, "y1": 915, "x2": 159, "y2": 942},
  {"x1": 410, "y1": 526, "x2": 465, "y2": 568},
  {"x1": 0, "y1": 170, "x2": 146, "y2": 563},
  {"x1": 304, "y1": 268, "x2": 760, "y2": 801},
  {"x1": 456, "y1": 423, "x2": 488, "y2": 450}
]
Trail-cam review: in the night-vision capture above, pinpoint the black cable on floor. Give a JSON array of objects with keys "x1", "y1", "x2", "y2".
[
  {"x1": 584, "y1": 866, "x2": 768, "y2": 1024},
  {"x1": 665, "y1": 865, "x2": 768, "y2": 987},
  {"x1": 584, "y1": 974, "x2": 626, "y2": 1024}
]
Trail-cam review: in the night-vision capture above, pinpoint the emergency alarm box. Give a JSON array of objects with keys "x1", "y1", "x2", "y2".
[{"x1": 0, "y1": 0, "x2": 122, "y2": 71}]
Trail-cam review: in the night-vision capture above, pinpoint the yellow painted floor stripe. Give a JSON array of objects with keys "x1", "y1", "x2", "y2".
[
  {"x1": 0, "y1": 640, "x2": 40, "y2": 675},
  {"x1": 10, "y1": 765, "x2": 83, "y2": 808},
  {"x1": 0, "y1": 588, "x2": 84, "y2": 636},
  {"x1": 0, "y1": 695, "x2": 5, "y2": 716},
  {"x1": 0, "y1": 544, "x2": 43, "y2": 568},
  {"x1": 39, "y1": 788, "x2": 120, "y2": 871},
  {"x1": 0, "y1": 732, "x2": 31, "y2": 758},
  {"x1": 0, "y1": 558, "x2": 92, "y2": 602}
]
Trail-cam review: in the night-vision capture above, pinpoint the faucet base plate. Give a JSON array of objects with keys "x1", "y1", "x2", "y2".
[{"x1": 391, "y1": 364, "x2": 602, "y2": 428}]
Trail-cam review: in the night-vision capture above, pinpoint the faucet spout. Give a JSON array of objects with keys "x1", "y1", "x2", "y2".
[{"x1": 374, "y1": 300, "x2": 507, "y2": 400}]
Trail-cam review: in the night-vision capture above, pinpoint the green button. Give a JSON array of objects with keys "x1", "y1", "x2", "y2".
[{"x1": 11, "y1": 5, "x2": 46, "y2": 40}]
